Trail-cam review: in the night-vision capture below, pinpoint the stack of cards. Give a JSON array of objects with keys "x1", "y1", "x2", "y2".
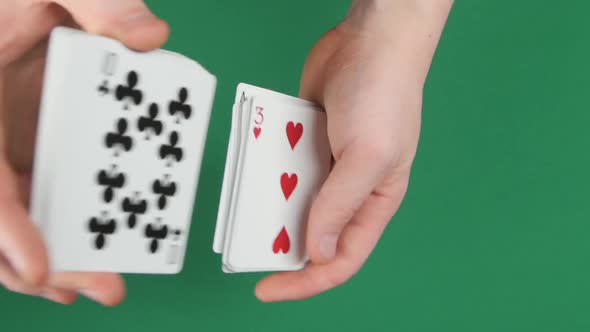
[
  {"x1": 213, "y1": 84, "x2": 332, "y2": 273},
  {"x1": 30, "y1": 27, "x2": 216, "y2": 273},
  {"x1": 31, "y1": 27, "x2": 332, "y2": 275}
]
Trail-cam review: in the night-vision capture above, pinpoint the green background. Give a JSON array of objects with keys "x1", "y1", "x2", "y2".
[{"x1": 2, "y1": 0, "x2": 590, "y2": 331}]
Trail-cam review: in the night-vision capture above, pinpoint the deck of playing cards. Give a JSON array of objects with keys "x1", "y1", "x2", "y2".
[
  {"x1": 213, "y1": 84, "x2": 332, "y2": 273},
  {"x1": 30, "y1": 27, "x2": 216, "y2": 274}
]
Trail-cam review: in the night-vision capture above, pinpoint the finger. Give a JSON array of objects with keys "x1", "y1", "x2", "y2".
[
  {"x1": 0, "y1": 2, "x2": 66, "y2": 67},
  {"x1": 0, "y1": 161, "x2": 48, "y2": 285},
  {"x1": 0, "y1": 255, "x2": 76, "y2": 304},
  {"x1": 48, "y1": 272, "x2": 126, "y2": 306},
  {"x1": 40, "y1": 287, "x2": 78, "y2": 305},
  {"x1": 50, "y1": 0, "x2": 169, "y2": 51},
  {"x1": 0, "y1": 253, "x2": 41, "y2": 295},
  {"x1": 305, "y1": 140, "x2": 393, "y2": 263},
  {"x1": 256, "y1": 180, "x2": 406, "y2": 302}
]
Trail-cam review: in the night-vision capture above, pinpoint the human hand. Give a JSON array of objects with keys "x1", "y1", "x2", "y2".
[
  {"x1": 0, "y1": 0, "x2": 168, "y2": 305},
  {"x1": 256, "y1": 0, "x2": 453, "y2": 301}
]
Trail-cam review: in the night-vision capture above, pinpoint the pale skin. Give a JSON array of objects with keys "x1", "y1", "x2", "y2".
[{"x1": 0, "y1": 0, "x2": 453, "y2": 304}]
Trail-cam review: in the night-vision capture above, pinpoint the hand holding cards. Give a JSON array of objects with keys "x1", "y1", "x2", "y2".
[
  {"x1": 31, "y1": 27, "x2": 332, "y2": 275},
  {"x1": 31, "y1": 27, "x2": 216, "y2": 273},
  {"x1": 213, "y1": 84, "x2": 332, "y2": 273}
]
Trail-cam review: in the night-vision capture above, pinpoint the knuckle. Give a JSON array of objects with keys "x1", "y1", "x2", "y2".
[
  {"x1": 27, "y1": 265, "x2": 49, "y2": 286},
  {"x1": 354, "y1": 138, "x2": 396, "y2": 165},
  {"x1": 316, "y1": 261, "x2": 360, "y2": 291}
]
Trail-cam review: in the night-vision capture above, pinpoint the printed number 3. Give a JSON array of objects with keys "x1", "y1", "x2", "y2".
[{"x1": 254, "y1": 106, "x2": 264, "y2": 125}]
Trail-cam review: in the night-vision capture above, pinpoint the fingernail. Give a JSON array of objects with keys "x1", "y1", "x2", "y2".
[
  {"x1": 42, "y1": 294, "x2": 60, "y2": 303},
  {"x1": 123, "y1": 11, "x2": 157, "y2": 27},
  {"x1": 319, "y1": 233, "x2": 338, "y2": 261},
  {"x1": 80, "y1": 289, "x2": 101, "y2": 303},
  {"x1": 41, "y1": 290, "x2": 65, "y2": 304},
  {"x1": 254, "y1": 286, "x2": 265, "y2": 301}
]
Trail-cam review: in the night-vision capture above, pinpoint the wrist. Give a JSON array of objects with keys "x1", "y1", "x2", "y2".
[
  {"x1": 345, "y1": 0, "x2": 453, "y2": 33},
  {"x1": 340, "y1": 0, "x2": 453, "y2": 86}
]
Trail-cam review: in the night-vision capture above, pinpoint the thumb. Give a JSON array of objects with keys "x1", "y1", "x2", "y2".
[
  {"x1": 52, "y1": 0, "x2": 169, "y2": 51},
  {"x1": 306, "y1": 140, "x2": 392, "y2": 264}
]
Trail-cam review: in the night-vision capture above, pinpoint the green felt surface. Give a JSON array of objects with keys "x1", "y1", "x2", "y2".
[{"x1": 2, "y1": 1, "x2": 590, "y2": 331}]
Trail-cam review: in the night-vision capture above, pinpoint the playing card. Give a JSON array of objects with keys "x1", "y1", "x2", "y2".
[
  {"x1": 213, "y1": 84, "x2": 321, "y2": 254},
  {"x1": 213, "y1": 99, "x2": 247, "y2": 254},
  {"x1": 235, "y1": 83, "x2": 315, "y2": 108},
  {"x1": 31, "y1": 27, "x2": 216, "y2": 273},
  {"x1": 214, "y1": 83, "x2": 331, "y2": 272}
]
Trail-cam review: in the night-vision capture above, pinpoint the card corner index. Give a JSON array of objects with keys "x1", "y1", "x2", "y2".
[{"x1": 236, "y1": 82, "x2": 250, "y2": 92}]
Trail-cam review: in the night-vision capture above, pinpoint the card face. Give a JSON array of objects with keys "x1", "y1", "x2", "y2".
[
  {"x1": 31, "y1": 27, "x2": 216, "y2": 273},
  {"x1": 213, "y1": 84, "x2": 320, "y2": 254},
  {"x1": 214, "y1": 83, "x2": 331, "y2": 272}
]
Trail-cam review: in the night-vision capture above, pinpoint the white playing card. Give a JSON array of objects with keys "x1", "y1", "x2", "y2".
[
  {"x1": 214, "y1": 83, "x2": 331, "y2": 273},
  {"x1": 235, "y1": 83, "x2": 315, "y2": 108},
  {"x1": 31, "y1": 27, "x2": 216, "y2": 273},
  {"x1": 213, "y1": 97, "x2": 249, "y2": 253},
  {"x1": 213, "y1": 84, "x2": 320, "y2": 254},
  {"x1": 32, "y1": 28, "x2": 72, "y2": 232}
]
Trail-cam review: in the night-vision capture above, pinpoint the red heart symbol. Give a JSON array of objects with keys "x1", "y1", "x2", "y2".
[
  {"x1": 286, "y1": 121, "x2": 303, "y2": 150},
  {"x1": 272, "y1": 226, "x2": 290, "y2": 254},
  {"x1": 280, "y1": 173, "x2": 298, "y2": 200},
  {"x1": 253, "y1": 127, "x2": 261, "y2": 139}
]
